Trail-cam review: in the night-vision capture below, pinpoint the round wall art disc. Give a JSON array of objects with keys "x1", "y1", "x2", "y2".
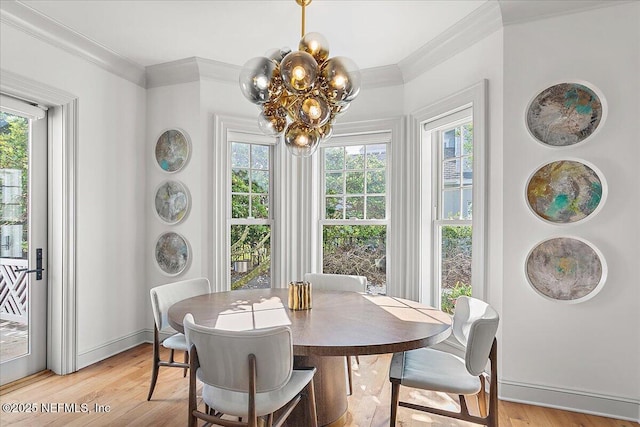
[
  {"x1": 155, "y1": 129, "x2": 190, "y2": 172},
  {"x1": 526, "y1": 83, "x2": 603, "y2": 146},
  {"x1": 526, "y1": 237, "x2": 606, "y2": 303},
  {"x1": 526, "y1": 160, "x2": 603, "y2": 223},
  {"x1": 155, "y1": 232, "x2": 190, "y2": 276},
  {"x1": 155, "y1": 180, "x2": 190, "y2": 224}
]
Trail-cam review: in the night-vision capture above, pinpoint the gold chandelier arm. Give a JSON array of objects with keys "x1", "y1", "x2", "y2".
[{"x1": 296, "y1": 0, "x2": 312, "y2": 38}]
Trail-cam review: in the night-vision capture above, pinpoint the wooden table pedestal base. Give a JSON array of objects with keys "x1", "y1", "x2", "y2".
[{"x1": 285, "y1": 355, "x2": 348, "y2": 427}]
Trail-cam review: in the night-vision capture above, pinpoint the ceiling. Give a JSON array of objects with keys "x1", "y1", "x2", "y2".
[{"x1": 16, "y1": 0, "x2": 626, "y2": 71}]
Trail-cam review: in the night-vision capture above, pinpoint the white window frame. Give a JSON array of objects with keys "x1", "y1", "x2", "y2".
[
  {"x1": 316, "y1": 128, "x2": 392, "y2": 290},
  {"x1": 413, "y1": 80, "x2": 487, "y2": 307},
  {"x1": 214, "y1": 114, "x2": 280, "y2": 292}
]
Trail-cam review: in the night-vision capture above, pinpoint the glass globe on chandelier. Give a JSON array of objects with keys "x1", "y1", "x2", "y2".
[{"x1": 239, "y1": 0, "x2": 361, "y2": 157}]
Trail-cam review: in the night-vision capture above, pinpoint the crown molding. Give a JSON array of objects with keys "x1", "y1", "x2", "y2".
[
  {"x1": 498, "y1": 0, "x2": 635, "y2": 26},
  {"x1": 0, "y1": 0, "x2": 146, "y2": 88},
  {"x1": 361, "y1": 65, "x2": 404, "y2": 89},
  {"x1": 398, "y1": 1, "x2": 503, "y2": 83},
  {"x1": 145, "y1": 57, "x2": 201, "y2": 89},
  {"x1": 195, "y1": 57, "x2": 242, "y2": 85},
  {"x1": 145, "y1": 57, "x2": 242, "y2": 89}
]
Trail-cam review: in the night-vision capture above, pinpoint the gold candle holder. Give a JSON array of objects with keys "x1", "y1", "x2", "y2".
[{"x1": 288, "y1": 281, "x2": 312, "y2": 310}]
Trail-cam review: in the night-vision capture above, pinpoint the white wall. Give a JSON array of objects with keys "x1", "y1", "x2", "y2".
[
  {"x1": 0, "y1": 25, "x2": 147, "y2": 368},
  {"x1": 145, "y1": 81, "x2": 204, "y2": 331},
  {"x1": 344, "y1": 83, "x2": 404, "y2": 122},
  {"x1": 145, "y1": 76, "x2": 256, "y2": 307},
  {"x1": 501, "y1": 3, "x2": 640, "y2": 420}
]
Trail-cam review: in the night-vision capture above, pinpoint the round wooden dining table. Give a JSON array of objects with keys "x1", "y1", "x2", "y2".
[{"x1": 168, "y1": 288, "x2": 452, "y2": 427}]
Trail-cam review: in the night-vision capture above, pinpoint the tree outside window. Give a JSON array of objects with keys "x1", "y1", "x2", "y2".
[{"x1": 230, "y1": 142, "x2": 272, "y2": 290}]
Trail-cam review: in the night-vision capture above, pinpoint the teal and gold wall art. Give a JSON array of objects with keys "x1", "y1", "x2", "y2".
[
  {"x1": 526, "y1": 82, "x2": 603, "y2": 146},
  {"x1": 526, "y1": 160, "x2": 604, "y2": 224},
  {"x1": 155, "y1": 129, "x2": 190, "y2": 172},
  {"x1": 526, "y1": 237, "x2": 606, "y2": 303}
]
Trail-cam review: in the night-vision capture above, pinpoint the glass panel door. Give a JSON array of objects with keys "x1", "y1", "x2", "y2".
[{"x1": 0, "y1": 101, "x2": 47, "y2": 385}]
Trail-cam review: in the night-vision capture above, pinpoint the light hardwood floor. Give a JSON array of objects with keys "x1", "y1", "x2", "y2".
[{"x1": 0, "y1": 344, "x2": 636, "y2": 427}]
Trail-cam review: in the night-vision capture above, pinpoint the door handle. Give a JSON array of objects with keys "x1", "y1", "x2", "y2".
[
  {"x1": 15, "y1": 248, "x2": 44, "y2": 280},
  {"x1": 15, "y1": 268, "x2": 45, "y2": 273}
]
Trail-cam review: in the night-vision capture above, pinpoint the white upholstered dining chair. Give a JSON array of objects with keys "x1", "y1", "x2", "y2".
[
  {"x1": 147, "y1": 277, "x2": 212, "y2": 401},
  {"x1": 303, "y1": 272, "x2": 367, "y2": 395},
  {"x1": 183, "y1": 313, "x2": 318, "y2": 427},
  {"x1": 388, "y1": 296, "x2": 499, "y2": 427}
]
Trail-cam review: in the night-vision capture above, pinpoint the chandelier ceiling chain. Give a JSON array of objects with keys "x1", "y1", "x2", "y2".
[{"x1": 239, "y1": 0, "x2": 361, "y2": 157}]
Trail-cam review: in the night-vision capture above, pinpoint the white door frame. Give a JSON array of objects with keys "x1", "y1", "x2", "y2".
[{"x1": 1, "y1": 69, "x2": 78, "y2": 376}]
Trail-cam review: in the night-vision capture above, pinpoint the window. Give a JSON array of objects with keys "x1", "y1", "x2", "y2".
[
  {"x1": 430, "y1": 110, "x2": 473, "y2": 313},
  {"x1": 415, "y1": 82, "x2": 486, "y2": 311},
  {"x1": 417, "y1": 88, "x2": 488, "y2": 313},
  {"x1": 230, "y1": 142, "x2": 272, "y2": 289},
  {"x1": 320, "y1": 138, "x2": 389, "y2": 294}
]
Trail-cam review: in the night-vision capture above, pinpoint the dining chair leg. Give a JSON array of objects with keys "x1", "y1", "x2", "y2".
[
  {"x1": 346, "y1": 356, "x2": 354, "y2": 395},
  {"x1": 306, "y1": 378, "x2": 318, "y2": 427},
  {"x1": 187, "y1": 389, "x2": 196, "y2": 427},
  {"x1": 147, "y1": 327, "x2": 161, "y2": 401},
  {"x1": 478, "y1": 375, "x2": 488, "y2": 417},
  {"x1": 459, "y1": 394, "x2": 470, "y2": 416},
  {"x1": 355, "y1": 355, "x2": 360, "y2": 364},
  {"x1": 390, "y1": 381, "x2": 400, "y2": 427},
  {"x1": 188, "y1": 345, "x2": 199, "y2": 427},
  {"x1": 183, "y1": 350, "x2": 189, "y2": 377},
  {"x1": 488, "y1": 339, "x2": 499, "y2": 427}
]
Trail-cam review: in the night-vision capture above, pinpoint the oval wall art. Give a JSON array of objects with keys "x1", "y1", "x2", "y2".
[
  {"x1": 526, "y1": 82, "x2": 603, "y2": 146},
  {"x1": 155, "y1": 129, "x2": 190, "y2": 172},
  {"x1": 155, "y1": 232, "x2": 190, "y2": 276},
  {"x1": 526, "y1": 237, "x2": 606, "y2": 303},
  {"x1": 155, "y1": 180, "x2": 190, "y2": 224},
  {"x1": 526, "y1": 160, "x2": 603, "y2": 224}
]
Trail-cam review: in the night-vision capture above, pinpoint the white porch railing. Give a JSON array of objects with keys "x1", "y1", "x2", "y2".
[{"x1": 0, "y1": 258, "x2": 28, "y2": 324}]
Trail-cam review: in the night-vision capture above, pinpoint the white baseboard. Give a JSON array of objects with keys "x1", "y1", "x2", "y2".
[
  {"x1": 76, "y1": 329, "x2": 178, "y2": 369},
  {"x1": 500, "y1": 379, "x2": 639, "y2": 422},
  {"x1": 76, "y1": 329, "x2": 150, "y2": 369}
]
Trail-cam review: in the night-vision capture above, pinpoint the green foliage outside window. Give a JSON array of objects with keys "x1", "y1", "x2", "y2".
[
  {"x1": 230, "y1": 143, "x2": 271, "y2": 290},
  {"x1": 322, "y1": 144, "x2": 388, "y2": 291},
  {"x1": 440, "y1": 281, "x2": 472, "y2": 315},
  {"x1": 322, "y1": 225, "x2": 386, "y2": 289},
  {"x1": 0, "y1": 112, "x2": 29, "y2": 257},
  {"x1": 440, "y1": 225, "x2": 472, "y2": 314}
]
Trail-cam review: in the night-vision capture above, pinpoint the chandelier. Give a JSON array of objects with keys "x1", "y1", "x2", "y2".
[{"x1": 239, "y1": 0, "x2": 361, "y2": 157}]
